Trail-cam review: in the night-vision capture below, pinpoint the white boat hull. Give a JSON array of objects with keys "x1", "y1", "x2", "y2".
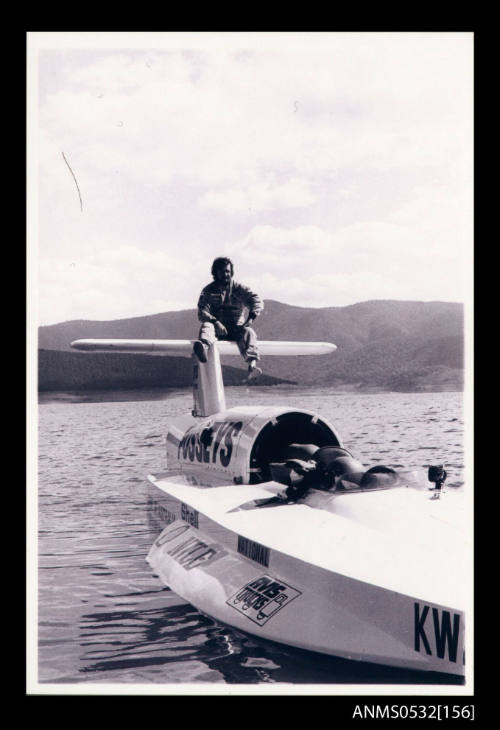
[
  {"x1": 68, "y1": 336, "x2": 469, "y2": 679},
  {"x1": 146, "y1": 473, "x2": 467, "y2": 677}
]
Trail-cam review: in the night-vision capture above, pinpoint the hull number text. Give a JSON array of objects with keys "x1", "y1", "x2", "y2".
[{"x1": 414, "y1": 602, "x2": 463, "y2": 664}]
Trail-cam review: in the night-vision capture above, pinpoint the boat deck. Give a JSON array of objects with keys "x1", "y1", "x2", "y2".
[{"x1": 148, "y1": 472, "x2": 469, "y2": 610}]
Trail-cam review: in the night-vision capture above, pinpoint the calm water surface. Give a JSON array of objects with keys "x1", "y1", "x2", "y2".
[{"x1": 36, "y1": 387, "x2": 466, "y2": 687}]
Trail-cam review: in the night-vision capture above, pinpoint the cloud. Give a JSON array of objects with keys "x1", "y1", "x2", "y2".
[
  {"x1": 32, "y1": 34, "x2": 473, "y2": 324},
  {"x1": 38, "y1": 245, "x2": 193, "y2": 323},
  {"x1": 38, "y1": 37, "x2": 472, "y2": 191},
  {"x1": 233, "y1": 225, "x2": 332, "y2": 259},
  {"x1": 198, "y1": 177, "x2": 316, "y2": 214},
  {"x1": 228, "y1": 219, "x2": 467, "y2": 306}
]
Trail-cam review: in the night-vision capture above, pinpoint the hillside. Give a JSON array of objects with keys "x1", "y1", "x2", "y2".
[
  {"x1": 38, "y1": 299, "x2": 464, "y2": 392},
  {"x1": 38, "y1": 349, "x2": 290, "y2": 391}
]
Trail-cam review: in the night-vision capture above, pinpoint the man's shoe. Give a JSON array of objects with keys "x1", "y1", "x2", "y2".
[
  {"x1": 246, "y1": 360, "x2": 262, "y2": 381},
  {"x1": 193, "y1": 340, "x2": 208, "y2": 363}
]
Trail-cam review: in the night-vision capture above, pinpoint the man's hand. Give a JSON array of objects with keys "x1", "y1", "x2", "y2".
[{"x1": 214, "y1": 321, "x2": 228, "y2": 337}]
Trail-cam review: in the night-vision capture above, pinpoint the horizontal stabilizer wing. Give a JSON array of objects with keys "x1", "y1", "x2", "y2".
[{"x1": 70, "y1": 339, "x2": 336, "y2": 356}]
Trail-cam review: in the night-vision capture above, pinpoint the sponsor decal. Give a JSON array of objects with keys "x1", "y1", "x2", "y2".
[
  {"x1": 167, "y1": 535, "x2": 228, "y2": 570},
  {"x1": 153, "y1": 523, "x2": 228, "y2": 571},
  {"x1": 181, "y1": 503, "x2": 199, "y2": 528},
  {"x1": 227, "y1": 575, "x2": 302, "y2": 626},
  {"x1": 414, "y1": 602, "x2": 463, "y2": 664},
  {"x1": 237, "y1": 536, "x2": 270, "y2": 567},
  {"x1": 178, "y1": 421, "x2": 243, "y2": 468},
  {"x1": 148, "y1": 497, "x2": 176, "y2": 526}
]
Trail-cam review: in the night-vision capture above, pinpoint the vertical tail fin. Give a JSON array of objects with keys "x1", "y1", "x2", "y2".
[{"x1": 192, "y1": 344, "x2": 226, "y2": 417}]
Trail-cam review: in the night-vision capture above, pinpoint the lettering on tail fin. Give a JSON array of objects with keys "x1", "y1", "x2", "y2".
[{"x1": 414, "y1": 603, "x2": 462, "y2": 663}]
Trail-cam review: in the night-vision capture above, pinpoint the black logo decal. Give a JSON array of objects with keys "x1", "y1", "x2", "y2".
[
  {"x1": 178, "y1": 421, "x2": 243, "y2": 468},
  {"x1": 181, "y1": 503, "x2": 199, "y2": 528},
  {"x1": 237, "y1": 536, "x2": 270, "y2": 567},
  {"x1": 227, "y1": 575, "x2": 301, "y2": 625}
]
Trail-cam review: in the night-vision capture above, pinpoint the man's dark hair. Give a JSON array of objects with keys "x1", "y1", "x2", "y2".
[{"x1": 211, "y1": 257, "x2": 234, "y2": 278}]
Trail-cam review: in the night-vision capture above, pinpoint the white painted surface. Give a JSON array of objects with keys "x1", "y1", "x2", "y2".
[{"x1": 70, "y1": 338, "x2": 337, "y2": 356}]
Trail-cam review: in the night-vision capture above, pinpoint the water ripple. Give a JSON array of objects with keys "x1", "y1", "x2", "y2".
[{"x1": 37, "y1": 389, "x2": 466, "y2": 686}]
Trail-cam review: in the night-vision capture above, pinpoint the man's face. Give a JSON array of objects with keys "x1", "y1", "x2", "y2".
[{"x1": 214, "y1": 263, "x2": 232, "y2": 286}]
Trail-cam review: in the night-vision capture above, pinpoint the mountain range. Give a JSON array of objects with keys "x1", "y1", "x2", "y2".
[{"x1": 38, "y1": 299, "x2": 464, "y2": 392}]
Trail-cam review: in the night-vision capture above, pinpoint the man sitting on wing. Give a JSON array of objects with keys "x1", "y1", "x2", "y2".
[{"x1": 193, "y1": 257, "x2": 264, "y2": 380}]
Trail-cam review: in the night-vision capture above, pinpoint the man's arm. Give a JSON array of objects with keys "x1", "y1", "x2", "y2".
[
  {"x1": 197, "y1": 287, "x2": 217, "y2": 323},
  {"x1": 237, "y1": 283, "x2": 263, "y2": 319}
]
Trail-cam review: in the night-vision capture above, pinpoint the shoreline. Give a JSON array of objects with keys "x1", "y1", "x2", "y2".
[{"x1": 37, "y1": 384, "x2": 463, "y2": 405}]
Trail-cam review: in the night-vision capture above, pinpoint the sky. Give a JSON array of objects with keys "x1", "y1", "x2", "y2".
[{"x1": 28, "y1": 32, "x2": 473, "y2": 326}]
